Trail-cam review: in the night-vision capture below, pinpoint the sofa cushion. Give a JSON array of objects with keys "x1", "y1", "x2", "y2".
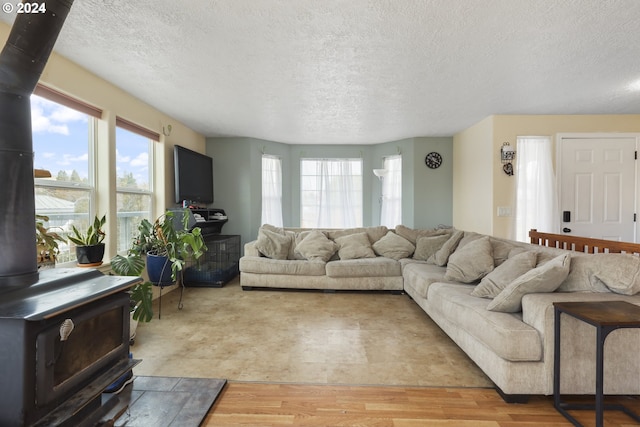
[
  {"x1": 295, "y1": 230, "x2": 338, "y2": 262},
  {"x1": 239, "y1": 257, "x2": 326, "y2": 276},
  {"x1": 428, "y1": 230, "x2": 464, "y2": 266},
  {"x1": 488, "y1": 253, "x2": 571, "y2": 313},
  {"x1": 401, "y1": 262, "x2": 449, "y2": 299},
  {"x1": 471, "y1": 251, "x2": 538, "y2": 298},
  {"x1": 394, "y1": 225, "x2": 451, "y2": 245},
  {"x1": 428, "y1": 282, "x2": 543, "y2": 362},
  {"x1": 372, "y1": 231, "x2": 415, "y2": 260},
  {"x1": 444, "y1": 236, "x2": 494, "y2": 283},
  {"x1": 326, "y1": 257, "x2": 401, "y2": 278},
  {"x1": 255, "y1": 227, "x2": 294, "y2": 260},
  {"x1": 413, "y1": 234, "x2": 451, "y2": 261},
  {"x1": 334, "y1": 232, "x2": 376, "y2": 260}
]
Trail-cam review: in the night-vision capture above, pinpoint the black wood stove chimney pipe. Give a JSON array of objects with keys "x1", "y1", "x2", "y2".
[{"x1": 0, "y1": 0, "x2": 74, "y2": 288}]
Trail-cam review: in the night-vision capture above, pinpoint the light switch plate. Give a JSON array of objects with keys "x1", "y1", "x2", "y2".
[{"x1": 497, "y1": 206, "x2": 512, "y2": 217}]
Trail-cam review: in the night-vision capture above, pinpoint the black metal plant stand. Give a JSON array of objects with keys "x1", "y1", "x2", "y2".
[{"x1": 154, "y1": 274, "x2": 185, "y2": 320}]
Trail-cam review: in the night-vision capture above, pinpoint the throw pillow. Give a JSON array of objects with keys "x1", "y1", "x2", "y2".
[
  {"x1": 292, "y1": 230, "x2": 313, "y2": 260},
  {"x1": 555, "y1": 254, "x2": 610, "y2": 293},
  {"x1": 487, "y1": 253, "x2": 571, "y2": 313},
  {"x1": 455, "y1": 231, "x2": 484, "y2": 250},
  {"x1": 444, "y1": 236, "x2": 494, "y2": 283},
  {"x1": 255, "y1": 228, "x2": 294, "y2": 260},
  {"x1": 427, "y1": 230, "x2": 464, "y2": 266},
  {"x1": 491, "y1": 239, "x2": 521, "y2": 267},
  {"x1": 372, "y1": 231, "x2": 416, "y2": 260},
  {"x1": 395, "y1": 224, "x2": 451, "y2": 245},
  {"x1": 260, "y1": 224, "x2": 299, "y2": 259},
  {"x1": 413, "y1": 234, "x2": 451, "y2": 261},
  {"x1": 294, "y1": 230, "x2": 338, "y2": 262},
  {"x1": 335, "y1": 232, "x2": 376, "y2": 260},
  {"x1": 328, "y1": 226, "x2": 388, "y2": 244},
  {"x1": 471, "y1": 251, "x2": 538, "y2": 298},
  {"x1": 594, "y1": 253, "x2": 640, "y2": 295}
]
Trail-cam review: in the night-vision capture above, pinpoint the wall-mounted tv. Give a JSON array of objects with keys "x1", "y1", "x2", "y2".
[{"x1": 174, "y1": 145, "x2": 214, "y2": 205}]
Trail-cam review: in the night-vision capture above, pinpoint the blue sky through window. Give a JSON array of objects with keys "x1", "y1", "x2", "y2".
[
  {"x1": 31, "y1": 95, "x2": 89, "y2": 180},
  {"x1": 31, "y1": 95, "x2": 149, "y2": 188}
]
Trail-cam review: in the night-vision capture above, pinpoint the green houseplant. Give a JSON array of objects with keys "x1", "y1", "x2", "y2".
[
  {"x1": 110, "y1": 254, "x2": 154, "y2": 323},
  {"x1": 111, "y1": 209, "x2": 207, "y2": 323},
  {"x1": 35, "y1": 214, "x2": 66, "y2": 269},
  {"x1": 68, "y1": 214, "x2": 106, "y2": 266},
  {"x1": 128, "y1": 210, "x2": 206, "y2": 284}
]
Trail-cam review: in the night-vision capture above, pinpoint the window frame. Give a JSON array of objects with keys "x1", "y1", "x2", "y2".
[
  {"x1": 299, "y1": 157, "x2": 364, "y2": 228},
  {"x1": 32, "y1": 87, "x2": 100, "y2": 265},
  {"x1": 115, "y1": 120, "x2": 156, "y2": 253}
]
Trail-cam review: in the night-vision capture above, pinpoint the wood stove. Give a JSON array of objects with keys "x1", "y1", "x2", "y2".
[
  {"x1": 0, "y1": 268, "x2": 140, "y2": 426},
  {"x1": 0, "y1": 1, "x2": 144, "y2": 425}
]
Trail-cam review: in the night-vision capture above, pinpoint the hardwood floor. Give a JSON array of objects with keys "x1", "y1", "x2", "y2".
[{"x1": 204, "y1": 382, "x2": 640, "y2": 427}]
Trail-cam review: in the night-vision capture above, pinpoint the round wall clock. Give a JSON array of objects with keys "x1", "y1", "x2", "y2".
[{"x1": 425, "y1": 152, "x2": 442, "y2": 169}]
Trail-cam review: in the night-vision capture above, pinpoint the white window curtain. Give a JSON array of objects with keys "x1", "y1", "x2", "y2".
[
  {"x1": 515, "y1": 136, "x2": 559, "y2": 242},
  {"x1": 380, "y1": 155, "x2": 402, "y2": 228},
  {"x1": 261, "y1": 155, "x2": 283, "y2": 227},
  {"x1": 300, "y1": 158, "x2": 363, "y2": 228}
]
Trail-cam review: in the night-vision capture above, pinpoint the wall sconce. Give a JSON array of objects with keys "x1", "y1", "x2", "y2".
[
  {"x1": 373, "y1": 169, "x2": 388, "y2": 180},
  {"x1": 500, "y1": 142, "x2": 515, "y2": 176}
]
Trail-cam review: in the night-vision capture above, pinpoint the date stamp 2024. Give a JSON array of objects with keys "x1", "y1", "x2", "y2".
[{"x1": 3, "y1": 2, "x2": 46, "y2": 14}]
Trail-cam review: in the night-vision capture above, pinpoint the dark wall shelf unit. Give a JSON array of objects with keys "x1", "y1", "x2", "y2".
[{"x1": 169, "y1": 208, "x2": 228, "y2": 235}]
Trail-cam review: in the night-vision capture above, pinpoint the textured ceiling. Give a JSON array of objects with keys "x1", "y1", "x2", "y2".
[{"x1": 3, "y1": 0, "x2": 640, "y2": 144}]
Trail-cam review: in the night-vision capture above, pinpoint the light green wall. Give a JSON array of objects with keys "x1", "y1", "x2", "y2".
[
  {"x1": 205, "y1": 138, "x2": 253, "y2": 246},
  {"x1": 206, "y1": 136, "x2": 453, "y2": 245}
]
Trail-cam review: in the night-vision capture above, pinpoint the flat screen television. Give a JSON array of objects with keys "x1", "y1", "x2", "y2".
[{"x1": 174, "y1": 145, "x2": 214, "y2": 205}]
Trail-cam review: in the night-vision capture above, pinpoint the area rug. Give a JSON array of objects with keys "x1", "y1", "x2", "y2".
[
  {"x1": 132, "y1": 280, "x2": 493, "y2": 388},
  {"x1": 104, "y1": 376, "x2": 226, "y2": 427}
]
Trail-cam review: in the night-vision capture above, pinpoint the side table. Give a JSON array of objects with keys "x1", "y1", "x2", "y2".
[{"x1": 553, "y1": 301, "x2": 640, "y2": 427}]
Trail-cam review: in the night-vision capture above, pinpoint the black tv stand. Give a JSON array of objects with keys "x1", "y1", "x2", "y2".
[{"x1": 169, "y1": 208, "x2": 228, "y2": 235}]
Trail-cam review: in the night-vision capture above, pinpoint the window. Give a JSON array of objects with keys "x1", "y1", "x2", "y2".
[
  {"x1": 300, "y1": 158, "x2": 363, "y2": 228},
  {"x1": 31, "y1": 88, "x2": 99, "y2": 263},
  {"x1": 115, "y1": 118, "x2": 155, "y2": 253},
  {"x1": 261, "y1": 155, "x2": 283, "y2": 227},
  {"x1": 380, "y1": 155, "x2": 402, "y2": 228}
]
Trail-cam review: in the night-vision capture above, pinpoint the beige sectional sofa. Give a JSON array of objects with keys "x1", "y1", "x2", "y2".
[
  {"x1": 240, "y1": 225, "x2": 405, "y2": 291},
  {"x1": 239, "y1": 224, "x2": 640, "y2": 400}
]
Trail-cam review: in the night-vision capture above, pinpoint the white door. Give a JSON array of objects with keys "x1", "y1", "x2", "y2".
[{"x1": 559, "y1": 136, "x2": 636, "y2": 241}]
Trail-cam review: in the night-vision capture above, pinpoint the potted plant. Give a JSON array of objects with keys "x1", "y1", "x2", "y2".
[
  {"x1": 68, "y1": 214, "x2": 106, "y2": 266},
  {"x1": 35, "y1": 214, "x2": 66, "y2": 270},
  {"x1": 111, "y1": 210, "x2": 206, "y2": 336},
  {"x1": 110, "y1": 253, "x2": 154, "y2": 342},
  {"x1": 126, "y1": 210, "x2": 207, "y2": 285}
]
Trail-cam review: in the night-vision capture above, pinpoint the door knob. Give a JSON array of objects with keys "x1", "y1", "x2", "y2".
[{"x1": 562, "y1": 227, "x2": 571, "y2": 233}]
